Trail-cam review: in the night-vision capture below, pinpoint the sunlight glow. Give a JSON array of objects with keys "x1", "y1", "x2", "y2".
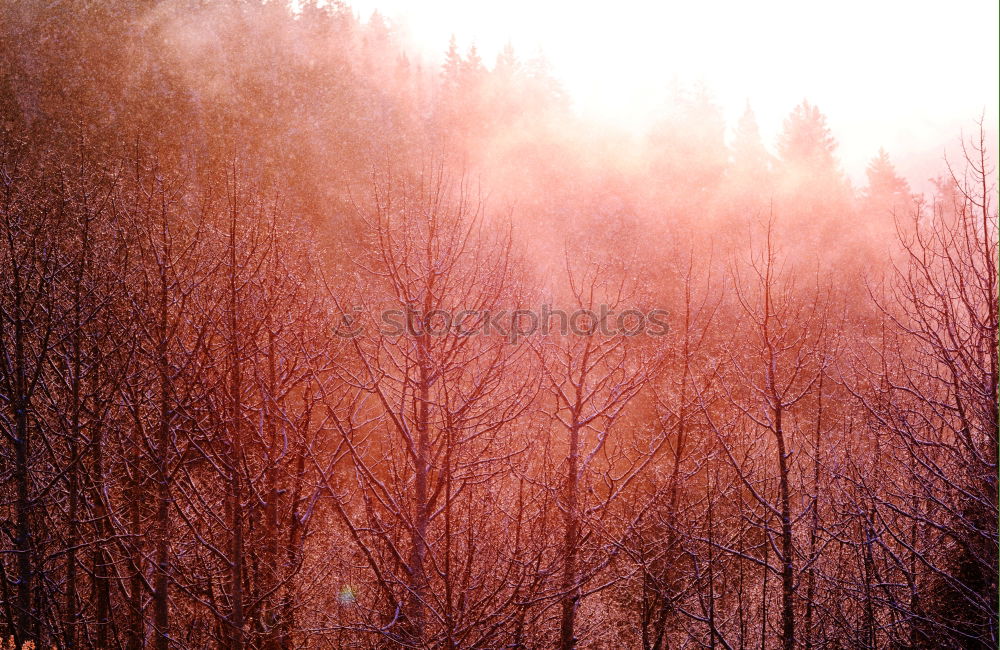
[{"x1": 353, "y1": 0, "x2": 999, "y2": 180}]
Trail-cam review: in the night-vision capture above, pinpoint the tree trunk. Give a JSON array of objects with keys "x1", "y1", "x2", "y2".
[
  {"x1": 152, "y1": 258, "x2": 171, "y2": 650},
  {"x1": 774, "y1": 405, "x2": 795, "y2": 650},
  {"x1": 558, "y1": 421, "x2": 581, "y2": 650}
]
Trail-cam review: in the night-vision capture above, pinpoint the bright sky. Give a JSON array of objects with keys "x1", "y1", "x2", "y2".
[{"x1": 352, "y1": 0, "x2": 999, "y2": 184}]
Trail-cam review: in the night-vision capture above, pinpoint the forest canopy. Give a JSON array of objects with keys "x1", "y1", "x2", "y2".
[{"x1": 0, "y1": 1, "x2": 997, "y2": 649}]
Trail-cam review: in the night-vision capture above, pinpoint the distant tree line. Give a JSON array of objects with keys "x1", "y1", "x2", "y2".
[{"x1": 0, "y1": 1, "x2": 995, "y2": 648}]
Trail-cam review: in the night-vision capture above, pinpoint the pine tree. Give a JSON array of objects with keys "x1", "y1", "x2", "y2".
[
  {"x1": 773, "y1": 100, "x2": 854, "y2": 265},
  {"x1": 777, "y1": 100, "x2": 839, "y2": 174},
  {"x1": 730, "y1": 101, "x2": 772, "y2": 192},
  {"x1": 864, "y1": 148, "x2": 911, "y2": 208},
  {"x1": 441, "y1": 35, "x2": 462, "y2": 93},
  {"x1": 495, "y1": 41, "x2": 519, "y2": 79}
]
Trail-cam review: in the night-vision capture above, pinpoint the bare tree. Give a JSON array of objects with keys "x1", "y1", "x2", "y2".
[
  {"x1": 313, "y1": 158, "x2": 539, "y2": 647},
  {"x1": 707, "y1": 218, "x2": 833, "y2": 650},
  {"x1": 530, "y1": 252, "x2": 664, "y2": 650},
  {"x1": 854, "y1": 124, "x2": 998, "y2": 648},
  {"x1": 0, "y1": 137, "x2": 65, "y2": 646}
]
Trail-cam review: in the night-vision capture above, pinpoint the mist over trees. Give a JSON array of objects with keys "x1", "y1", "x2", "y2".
[{"x1": 0, "y1": 1, "x2": 996, "y2": 648}]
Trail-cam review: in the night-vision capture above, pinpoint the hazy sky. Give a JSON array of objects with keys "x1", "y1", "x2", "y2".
[{"x1": 350, "y1": 0, "x2": 999, "y2": 186}]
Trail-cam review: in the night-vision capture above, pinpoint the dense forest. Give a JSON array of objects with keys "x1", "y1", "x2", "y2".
[{"x1": 0, "y1": 1, "x2": 996, "y2": 648}]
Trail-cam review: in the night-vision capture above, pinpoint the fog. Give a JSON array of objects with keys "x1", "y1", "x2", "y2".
[
  {"x1": 0, "y1": 1, "x2": 996, "y2": 648},
  {"x1": 356, "y1": 0, "x2": 999, "y2": 187}
]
